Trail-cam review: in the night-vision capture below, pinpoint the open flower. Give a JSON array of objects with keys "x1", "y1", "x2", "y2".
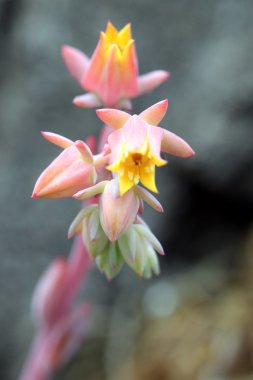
[
  {"x1": 32, "y1": 132, "x2": 97, "y2": 199},
  {"x1": 96, "y1": 99, "x2": 195, "y2": 195},
  {"x1": 62, "y1": 22, "x2": 169, "y2": 108}
]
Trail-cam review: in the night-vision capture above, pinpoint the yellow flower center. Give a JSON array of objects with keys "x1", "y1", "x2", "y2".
[{"x1": 108, "y1": 142, "x2": 159, "y2": 195}]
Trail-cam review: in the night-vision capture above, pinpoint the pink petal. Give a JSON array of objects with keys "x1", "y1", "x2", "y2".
[
  {"x1": 73, "y1": 93, "x2": 102, "y2": 108},
  {"x1": 32, "y1": 146, "x2": 96, "y2": 199},
  {"x1": 74, "y1": 140, "x2": 93, "y2": 163},
  {"x1": 108, "y1": 129, "x2": 123, "y2": 164},
  {"x1": 41, "y1": 131, "x2": 73, "y2": 149},
  {"x1": 61, "y1": 45, "x2": 90, "y2": 86},
  {"x1": 96, "y1": 108, "x2": 130, "y2": 130},
  {"x1": 97, "y1": 125, "x2": 113, "y2": 153},
  {"x1": 137, "y1": 70, "x2": 170, "y2": 96},
  {"x1": 73, "y1": 181, "x2": 108, "y2": 200},
  {"x1": 148, "y1": 125, "x2": 166, "y2": 165},
  {"x1": 135, "y1": 186, "x2": 164, "y2": 213},
  {"x1": 161, "y1": 129, "x2": 195, "y2": 157},
  {"x1": 97, "y1": 44, "x2": 121, "y2": 106},
  {"x1": 139, "y1": 99, "x2": 168, "y2": 126},
  {"x1": 123, "y1": 115, "x2": 148, "y2": 152},
  {"x1": 121, "y1": 40, "x2": 138, "y2": 97},
  {"x1": 83, "y1": 33, "x2": 106, "y2": 92},
  {"x1": 99, "y1": 180, "x2": 139, "y2": 242}
]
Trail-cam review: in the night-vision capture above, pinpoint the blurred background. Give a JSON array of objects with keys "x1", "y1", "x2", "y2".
[{"x1": 1, "y1": 0, "x2": 253, "y2": 379}]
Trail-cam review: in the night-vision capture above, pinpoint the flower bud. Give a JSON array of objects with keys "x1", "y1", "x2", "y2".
[
  {"x1": 32, "y1": 141, "x2": 97, "y2": 199},
  {"x1": 99, "y1": 179, "x2": 139, "y2": 242},
  {"x1": 62, "y1": 22, "x2": 169, "y2": 108}
]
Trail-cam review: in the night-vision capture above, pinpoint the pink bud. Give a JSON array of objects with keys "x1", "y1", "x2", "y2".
[
  {"x1": 62, "y1": 23, "x2": 169, "y2": 108},
  {"x1": 31, "y1": 259, "x2": 68, "y2": 328},
  {"x1": 32, "y1": 144, "x2": 97, "y2": 199},
  {"x1": 99, "y1": 179, "x2": 139, "y2": 242}
]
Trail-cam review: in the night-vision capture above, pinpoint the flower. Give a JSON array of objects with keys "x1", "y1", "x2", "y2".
[
  {"x1": 96, "y1": 99, "x2": 195, "y2": 195},
  {"x1": 32, "y1": 132, "x2": 97, "y2": 199},
  {"x1": 107, "y1": 115, "x2": 166, "y2": 194},
  {"x1": 61, "y1": 22, "x2": 169, "y2": 108}
]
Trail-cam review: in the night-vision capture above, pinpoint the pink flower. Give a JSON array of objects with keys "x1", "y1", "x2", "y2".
[
  {"x1": 61, "y1": 22, "x2": 169, "y2": 108},
  {"x1": 96, "y1": 99, "x2": 195, "y2": 195},
  {"x1": 32, "y1": 132, "x2": 97, "y2": 199}
]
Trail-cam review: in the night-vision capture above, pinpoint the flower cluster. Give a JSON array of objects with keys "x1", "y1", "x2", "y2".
[{"x1": 32, "y1": 22, "x2": 194, "y2": 279}]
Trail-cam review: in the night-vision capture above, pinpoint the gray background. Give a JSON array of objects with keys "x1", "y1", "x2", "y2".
[{"x1": 0, "y1": 0, "x2": 253, "y2": 379}]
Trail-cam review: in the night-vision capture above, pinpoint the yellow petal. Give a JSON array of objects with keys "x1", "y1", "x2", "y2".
[
  {"x1": 118, "y1": 171, "x2": 134, "y2": 195},
  {"x1": 118, "y1": 23, "x2": 132, "y2": 46},
  {"x1": 153, "y1": 155, "x2": 167, "y2": 167},
  {"x1": 105, "y1": 22, "x2": 118, "y2": 44},
  {"x1": 107, "y1": 161, "x2": 121, "y2": 172},
  {"x1": 139, "y1": 166, "x2": 158, "y2": 193}
]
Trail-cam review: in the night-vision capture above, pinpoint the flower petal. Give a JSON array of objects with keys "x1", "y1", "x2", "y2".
[
  {"x1": 139, "y1": 165, "x2": 158, "y2": 193},
  {"x1": 73, "y1": 93, "x2": 102, "y2": 108},
  {"x1": 61, "y1": 45, "x2": 90, "y2": 85},
  {"x1": 96, "y1": 108, "x2": 130, "y2": 130},
  {"x1": 161, "y1": 129, "x2": 195, "y2": 157},
  {"x1": 41, "y1": 131, "x2": 73, "y2": 149},
  {"x1": 107, "y1": 129, "x2": 123, "y2": 165},
  {"x1": 123, "y1": 115, "x2": 148, "y2": 152},
  {"x1": 135, "y1": 186, "x2": 163, "y2": 212},
  {"x1": 118, "y1": 23, "x2": 132, "y2": 46},
  {"x1": 148, "y1": 125, "x2": 167, "y2": 166},
  {"x1": 121, "y1": 40, "x2": 138, "y2": 98},
  {"x1": 139, "y1": 99, "x2": 168, "y2": 125},
  {"x1": 99, "y1": 180, "x2": 139, "y2": 242},
  {"x1": 83, "y1": 33, "x2": 106, "y2": 91},
  {"x1": 105, "y1": 21, "x2": 118, "y2": 43},
  {"x1": 116, "y1": 166, "x2": 137, "y2": 195},
  {"x1": 32, "y1": 146, "x2": 96, "y2": 199},
  {"x1": 137, "y1": 70, "x2": 170, "y2": 95},
  {"x1": 73, "y1": 181, "x2": 108, "y2": 200},
  {"x1": 74, "y1": 140, "x2": 93, "y2": 163},
  {"x1": 97, "y1": 44, "x2": 122, "y2": 106}
]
